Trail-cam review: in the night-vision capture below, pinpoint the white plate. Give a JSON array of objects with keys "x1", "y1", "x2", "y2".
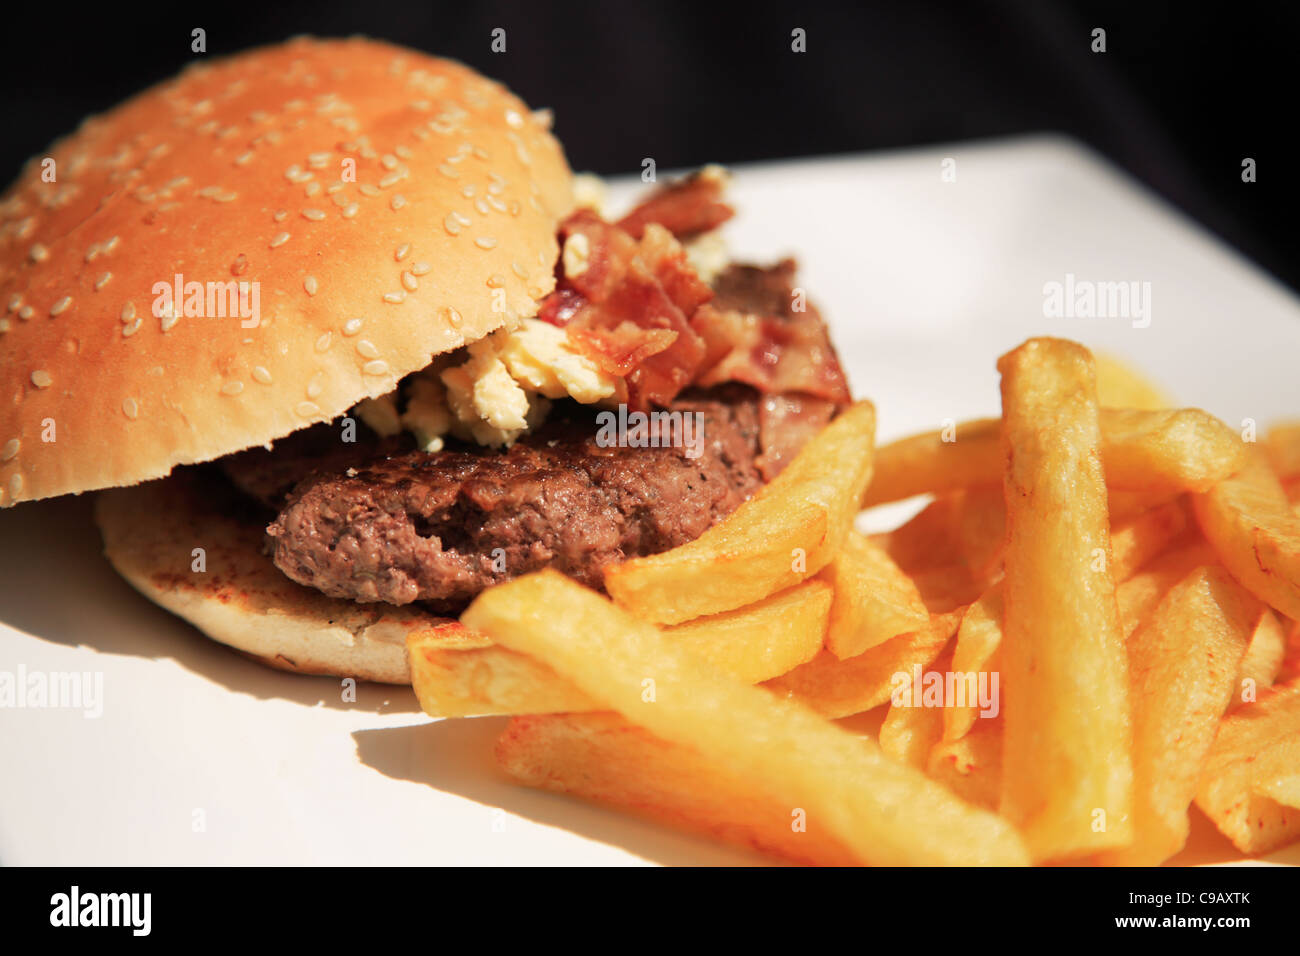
[{"x1": 2, "y1": 135, "x2": 1298, "y2": 865}]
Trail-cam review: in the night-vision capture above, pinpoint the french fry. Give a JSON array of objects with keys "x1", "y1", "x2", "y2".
[
  {"x1": 927, "y1": 717, "x2": 1003, "y2": 811},
  {"x1": 496, "y1": 712, "x2": 859, "y2": 866},
  {"x1": 1094, "y1": 352, "x2": 1173, "y2": 410},
  {"x1": 1107, "y1": 488, "x2": 1182, "y2": 524},
  {"x1": 1265, "y1": 422, "x2": 1300, "y2": 482},
  {"x1": 1096, "y1": 566, "x2": 1255, "y2": 866},
  {"x1": 1194, "y1": 452, "x2": 1300, "y2": 620},
  {"x1": 865, "y1": 408, "x2": 1246, "y2": 506},
  {"x1": 944, "y1": 582, "x2": 1004, "y2": 742},
  {"x1": 1114, "y1": 541, "x2": 1217, "y2": 640},
  {"x1": 1229, "y1": 607, "x2": 1287, "y2": 712},
  {"x1": 605, "y1": 401, "x2": 876, "y2": 625},
  {"x1": 764, "y1": 611, "x2": 961, "y2": 719},
  {"x1": 820, "y1": 530, "x2": 928, "y2": 659},
  {"x1": 878, "y1": 650, "x2": 951, "y2": 768},
  {"x1": 1108, "y1": 498, "x2": 1189, "y2": 580},
  {"x1": 955, "y1": 484, "x2": 1008, "y2": 579},
  {"x1": 1195, "y1": 683, "x2": 1300, "y2": 854},
  {"x1": 996, "y1": 338, "x2": 1133, "y2": 860},
  {"x1": 465, "y1": 570, "x2": 1029, "y2": 865},
  {"x1": 409, "y1": 580, "x2": 831, "y2": 716}
]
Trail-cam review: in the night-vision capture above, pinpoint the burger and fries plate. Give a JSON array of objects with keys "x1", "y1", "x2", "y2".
[{"x1": 3, "y1": 135, "x2": 1300, "y2": 865}]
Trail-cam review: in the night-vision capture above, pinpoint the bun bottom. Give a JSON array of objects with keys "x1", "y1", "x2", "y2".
[{"x1": 94, "y1": 471, "x2": 451, "y2": 684}]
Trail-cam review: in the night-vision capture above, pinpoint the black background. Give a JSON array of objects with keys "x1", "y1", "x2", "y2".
[{"x1": 1, "y1": 1, "x2": 1294, "y2": 288}]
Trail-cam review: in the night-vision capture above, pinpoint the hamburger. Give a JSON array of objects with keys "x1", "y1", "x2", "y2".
[{"x1": 0, "y1": 37, "x2": 849, "y2": 683}]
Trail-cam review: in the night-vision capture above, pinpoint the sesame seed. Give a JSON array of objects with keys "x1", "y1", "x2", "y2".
[
  {"x1": 331, "y1": 192, "x2": 350, "y2": 207},
  {"x1": 29, "y1": 243, "x2": 48, "y2": 263},
  {"x1": 356, "y1": 339, "x2": 380, "y2": 359},
  {"x1": 342, "y1": 318, "x2": 363, "y2": 336},
  {"x1": 296, "y1": 401, "x2": 321, "y2": 418},
  {"x1": 443, "y1": 214, "x2": 462, "y2": 236},
  {"x1": 306, "y1": 379, "x2": 323, "y2": 399},
  {"x1": 383, "y1": 291, "x2": 405, "y2": 304},
  {"x1": 401, "y1": 271, "x2": 418, "y2": 292},
  {"x1": 487, "y1": 180, "x2": 505, "y2": 196},
  {"x1": 487, "y1": 196, "x2": 507, "y2": 213},
  {"x1": 461, "y1": 184, "x2": 477, "y2": 198},
  {"x1": 391, "y1": 194, "x2": 407, "y2": 211},
  {"x1": 49, "y1": 296, "x2": 72, "y2": 317},
  {"x1": 302, "y1": 208, "x2": 326, "y2": 221},
  {"x1": 360, "y1": 183, "x2": 381, "y2": 196},
  {"x1": 341, "y1": 203, "x2": 359, "y2": 219},
  {"x1": 234, "y1": 151, "x2": 254, "y2": 166},
  {"x1": 505, "y1": 109, "x2": 524, "y2": 128},
  {"x1": 381, "y1": 154, "x2": 399, "y2": 170},
  {"x1": 9, "y1": 474, "x2": 22, "y2": 498},
  {"x1": 304, "y1": 182, "x2": 321, "y2": 197},
  {"x1": 412, "y1": 261, "x2": 431, "y2": 276},
  {"x1": 395, "y1": 144, "x2": 412, "y2": 158},
  {"x1": 363, "y1": 360, "x2": 389, "y2": 376},
  {"x1": 394, "y1": 243, "x2": 411, "y2": 261},
  {"x1": 270, "y1": 232, "x2": 291, "y2": 248},
  {"x1": 18, "y1": 306, "x2": 34, "y2": 320},
  {"x1": 103, "y1": 235, "x2": 120, "y2": 254},
  {"x1": 85, "y1": 244, "x2": 101, "y2": 263},
  {"x1": 475, "y1": 236, "x2": 498, "y2": 250},
  {"x1": 437, "y1": 164, "x2": 459, "y2": 180},
  {"x1": 378, "y1": 171, "x2": 405, "y2": 189},
  {"x1": 213, "y1": 191, "x2": 238, "y2": 203},
  {"x1": 122, "y1": 318, "x2": 142, "y2": 337},
  {"x1": 1, "y1": 439, "x2": 19, "y2": 461},
  {"x1": 6, "y1": 295, "x2": 21, "y2": 312},
  {"x1": 30, "y1": 370, "x2": 52, "y2": 388},
  {"x1": 314, "y1": 332, "x2": 332, "y2": 352},
  {"x1": 326, "y1": 183, "x2": 345, "y2": 194},
  {"x1": 0, "y1": 319, "x2": 9, "y2": 333},
  {"x1": 252, "y1": 366, "x2": 273, "y2": 384},
  {"x1": 511, "y1": 261, "x2": 529, "y2": 278},
  {"x1": 308, "y1": 151, "x2": 331, "y2": 167},
  {"x1": 304, "y1": 276, "x2": 319, "y2": 296},
  {"x1": 221, "y1": 381, "x2": 244, "y2": 396},
  {"x1": 273, "y1": 210, "x2": 288, "y2": 222},
  {"x1": 487, "y1": 274, "x2": 505, "y2": 288},
  {"x1": 161, "y1": 310, "x2": 179, "y2": 332},
  {"x1": 95, "y1": 272, "x2": 112, "y2": 290},
  {"x1": 445, "y1": 307, "x2": 463, "y2": 328},
  {"x1": 122, "y1": 397, "x2": 139, "y2": 420}
]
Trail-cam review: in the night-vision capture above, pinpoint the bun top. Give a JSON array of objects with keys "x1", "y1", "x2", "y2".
[{"x1": 0, "y1": 36, "x2": 572, "y2": 506}]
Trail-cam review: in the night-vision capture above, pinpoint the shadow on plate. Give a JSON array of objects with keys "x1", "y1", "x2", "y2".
[
  {"x1": 353, "y1": 719, "x2": 779, "y2": 867},
  {"x1": 0, "y1": 494, "x2": 421, "y2": 714}
]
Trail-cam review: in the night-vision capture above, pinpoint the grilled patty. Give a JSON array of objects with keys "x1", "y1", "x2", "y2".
[{"x1": 265, "y1": 386, "x2": 764, "y2": 607}]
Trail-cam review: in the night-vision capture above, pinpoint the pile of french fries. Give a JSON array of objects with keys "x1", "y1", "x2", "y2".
[{"x1": 407, "y1": 336, "x2": 1300, "y2": 866}]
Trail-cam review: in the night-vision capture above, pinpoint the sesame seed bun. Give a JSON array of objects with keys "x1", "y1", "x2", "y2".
[
  {"x1": 94, "y1": 469, "x2": 451, "y2": 683},
  {"x1": 0, "y1": 36, "x2": 572, "y2": 507}
]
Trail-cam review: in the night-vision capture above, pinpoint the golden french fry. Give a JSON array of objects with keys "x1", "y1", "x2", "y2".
[
  {"x1": 864, "y1": 419, "x2": 1002, "y2": 507},
  {"x1": 1107, "y1": 488, "x2": 1183, "y2": 524},
  {"x1": 1194, "y1": 452, "x2": 1300, "y2": 620},
  {"x1": 605, "y1": 402, "x2": 876, "y2": 625},
  {"x1": 496, "y1": 712, "x2": 859, "y2": 866},
  {"x1": 927, "y1": 717, "x2": 1003, "y2": 811},
  {"x1": 865, "y1": 408, "x2": 1247, "y2": 507},
  {"x1": 1265, "y1": 422, "x2": 1300, "y2": 482},
  {"x1": 820, "y1": 530, "x2": 928, "y2": 659},
  {"x1": 944, "y1": 582, "x2": 1004, "y2": 742},
  {"x1": 1094, "y1": 352, "x2": 1174, "y2": 410},
  {"x1": 878, "y1": 650, "x2": 951, "y2": 768},
  {"x1": 409, "y1": 581, "x2": 831, "y2": 716},
  {"x1": 1113, "y1": 541, "x2": 1216, "y2": 640},
  {"x1": 997, "y1": 338, "x2": 1133, "y2": 860},
  {"x1": 1108, "y1": 498, "x2": 1189, "y2": 580},
  {"x1": 1097, "y1": 566, "x2": 1255, "y2": 866},
  {"x1": 1195, "y1": 683, "x2": 1300, "y2": 855},
  {"x1": 465, "y1": 570, "x2": 1029, "y2": 865},
  {"x1": 954, "y1": 484, "x2": 1007, "y2": 579},
  {"x1": 1228, "y1": 607, "x2": 1287, "y2": 712},
  {"x1": 764, "y1": 611, "x2": 960, "y2": 720}
]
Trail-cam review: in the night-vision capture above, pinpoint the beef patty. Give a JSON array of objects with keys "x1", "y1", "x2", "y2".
[{"x1": 265, "y1": 386, "x2": 764, "y2": 607}]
